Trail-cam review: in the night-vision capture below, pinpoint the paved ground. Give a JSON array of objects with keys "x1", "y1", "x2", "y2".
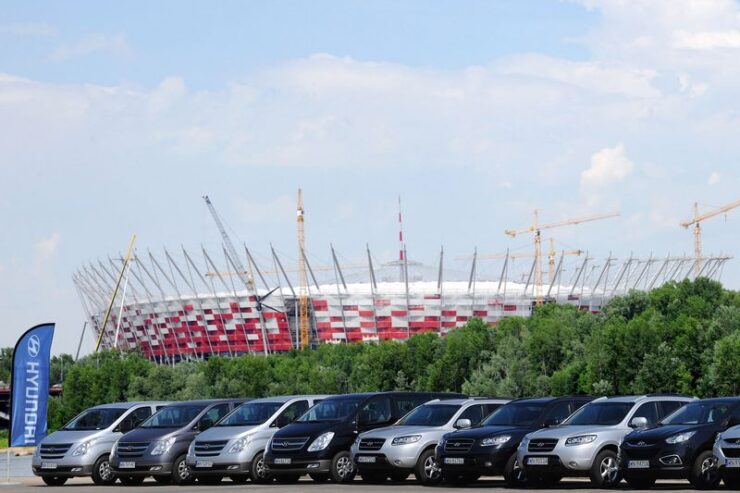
[{"x1": 0, "y1": 476, "x2": 720, "y2": 492}]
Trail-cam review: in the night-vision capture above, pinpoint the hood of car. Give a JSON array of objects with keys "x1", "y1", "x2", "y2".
[
  {"x1": 443, "y1": 425, "x2": 529, "y2": 440},
  {"x1": 119, "y1": 426, "x2": 182, "y2": 442},
  {"x1": 360, "y1": 425, "x2": 443, "y2": 439},
  {"x1": 527, "y1": 425, "x2": 621, "y2": 439},
  {"x1": 272, "y1": 421, "x2": 344, "y2": 439},
  {"x1": 42, "y1": 429, "x2": 107, "y2": 444},
  {"x1": 625, "y1": 424, "x2": 705, "y2": 442},
  {"x1": 195, "y1": 424, "x2": 259, "y2": 442}
]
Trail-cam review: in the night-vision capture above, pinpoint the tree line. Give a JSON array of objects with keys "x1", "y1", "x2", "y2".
[{"x1": 2, "y1": 278, "x2": 738, "y2": 431}]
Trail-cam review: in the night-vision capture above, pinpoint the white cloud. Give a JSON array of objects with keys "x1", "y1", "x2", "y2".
[
  {"x1": 708, "y1": 171, "x2": 721, "y2": 185},
  {"x1": 34, "y1": 233, "x2": 61, "y2": 266},
  {"x1": 673, "y1": 30, "x2": 740, "y2": 50},
  {"x1": 0, "y1": 22, "x2": 56, "y2": 37},
  {"x1": 50, "y1": 33, "x2": 130, "y2": 62},
  {"x1": 581, "y1": 144, "x2": 635, "y2": 189}
]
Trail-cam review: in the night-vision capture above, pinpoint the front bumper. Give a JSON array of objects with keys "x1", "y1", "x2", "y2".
[
  {"x1": 435, "y1": 445, "x2": 513, "y2": 476},
  {"x1": 351, "y1": 442, "x2": 420, "y2": 471},
  {"x1": 517, "y1": 439, "x2": 598, "y2": 475},
  {"x1": 265, "y1": 457, "x2": 333, "y2": 475},
  {"x1": 619, "y1": 443, "x2": 693, "y2": 479},
  {"x1": 32, "y1": 460, "x2": 94, "y2": 478},
  {"x1": 714, "y1": 442, "x2": 740, "y2": 478},
  {"x1": 110, "y1": 455, "x2": 174, "y2": 476},
  {"x1": 187, "y1": 457, "x2": 250, "y2": 475}
]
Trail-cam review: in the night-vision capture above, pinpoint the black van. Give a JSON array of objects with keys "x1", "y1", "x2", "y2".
[
  {"x1": 263, "y1": 392, "x2": 465, "y2": 483},
  {"x1": 436, "y1": 396, "x2": 594, "y2": 486},
  {"x1": 110, "y1": 399, "x2": 246, "y2": 485},
  {"x1": 620, "y1": 397, "x2": 740, "y2": 489}
]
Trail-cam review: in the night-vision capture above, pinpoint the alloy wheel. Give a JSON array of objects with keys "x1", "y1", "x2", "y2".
[
  {"x1": 700, "y1": 455, "x2": 718, "y2": 483},
  {"x1": 336, "y1": 456, "x2": 353, "y2": 478},
  {"x1": 178, "y1": 459, "x2": 191, "y2": 480},
  {"x1": 513, "y1": 458, "x2": 526, "y2": 482},
  {"x1": 600, "y1": 456, "x2": 619, "y2": 484},
  {"x1": 424, "y1": 455, "x2": 441, "y2": 480},
  {"x1": 255, "y1": 456, "x2": 266, "y2": 479},
  {"x1": 99, "y1": 460, "x2": 112, "y2": 481}
]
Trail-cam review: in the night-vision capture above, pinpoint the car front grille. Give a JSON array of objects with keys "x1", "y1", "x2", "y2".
[
  {"x1": 527, "y1": 439, "x2": 558, "y2": 452},
  {"x1": 194, "y1": 440, "x2": 229, "y2": 457},
  {"x1": 444, "y1": 438, "x2": 474, "y2": 453},
  {"x1": 271, "y1": 437, "x2": 309, "y2": 452},
  {"x1": 359, "y1": 438, "x2": 386, "y2": 451},
  {"x1": 723, "y1": 448, "x2": 740, "y2": 458},
  {"x1": 39, "y1": 443, "x2": 72, "y2": 459},
  {"x1": 116, "y1": 442, "x2": 150, "y2": 458}
]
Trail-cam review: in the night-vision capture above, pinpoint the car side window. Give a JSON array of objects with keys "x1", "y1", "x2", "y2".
[
  {"x1": 546, "y1": 401, "x2": 573, "y2": 425},
  {"x1": 484, "y1": 403, "x2": 503, "y2": 417},
  {"x1": 458, "y1": 404, "x2": 484, "y2": 425},
  {"x1": 129, "y1": 406, "x2": 152, "y2": 426},
  {"x1": 633, "y1": 402, "x2": 659, "y2": 424},
  {"x1": 658, "y1": 401, "x2": 683, "y2": 420},
  {"x1": 395, "y1": 396, "x2": 426, "y2": 417},
  {"x1": 203, "y1": 403, "x2": 230, "y2": 425},
  {"x1": 360, "y1": 396, "x2": 392, "y2": 425},
  {"x1": 155, "y1": 405, "x2": 168, "y2": 411},
  {"x1": 279, "y1": 400, "x2": 309, "y2": 423}
]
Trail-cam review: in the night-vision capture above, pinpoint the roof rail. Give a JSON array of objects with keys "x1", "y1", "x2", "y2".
[{"x1": 644, "y1": 393, "x2": 693, "y2": 398}]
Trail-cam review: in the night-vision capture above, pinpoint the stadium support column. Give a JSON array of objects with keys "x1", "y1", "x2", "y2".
[
  {"x1": 437, "y1": 246, "x2": 444, "y2": 335},
  {"x1": 403, "y1": 245, "x2": 410, "y2": 339},
  {"x1": 302, "y1": 248, "x2": 322, "y2": 348},
  {"x1": 271, "y1": 246, "x2": 297, "y2": 349},
  {"x1": 269, "y1": 245, "x2": 295, "y2": 350},
  {"x1": 212, "y1": 247, "x2": 253, "y2": 355},
  {"x1": 648, "y1": 255, "x2": 670, "y2": 290},
  {"x1": 224, "y1": 246, "x2": 269, "y2": 356},
  {"x1": 610, "y1": 254, "x2": 632, "y2": 297},
  {"x1": 546, "y1": 251, "x2": 564, "y2": 300},
  {"x1": 331, "y1": 244, "x2": 349, "y2": 342},
  {"x1": 367, "y1": 244, "x2": 379, "y2": 340},
  {"x1": 523, "y1": 256, "x2": 536, "y2": 299},
  {"x1": 123, "y1": 260, "x2": 167, "y2": 364},
  {"x1": 569, "y1": 254, "x2": 589, "y2": 299},
  {"x1": 496, "y1": 249, "x2": 509, "y2": 296},
  {"x1": 184, "y1": 247, "x2": 233, "y2": 358},
  {"x1": 590, "y1": 254, "x2": 611, "y2": 310},
  {"x1": 631, "y1": 253, "x2": 653, "y2": 290}
]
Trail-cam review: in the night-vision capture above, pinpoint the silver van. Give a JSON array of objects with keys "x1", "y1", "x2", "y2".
[
  {"x1": 187, "y1": 395, "x2": 326, "y2": 484},
  {"x1": 31, "y1": 401, "x2": 170, "y2": 486}
]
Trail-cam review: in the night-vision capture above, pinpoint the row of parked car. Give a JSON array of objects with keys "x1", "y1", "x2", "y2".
[{"x1": 31, "y1": 392, "x2": 740, "y2": 489}]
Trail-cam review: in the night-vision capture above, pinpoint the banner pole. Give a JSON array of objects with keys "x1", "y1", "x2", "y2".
[{"x1": 6, "y1": 447, "x2": 9, "y2": 483}]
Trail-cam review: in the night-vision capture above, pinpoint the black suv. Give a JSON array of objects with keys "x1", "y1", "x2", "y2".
[
  {"x1": 620, "y1": 397, "x2": 740, "y2": 489},
  {"x1": 436, "y1": 396, "x2": 594, "y2": 485},
  {"x1": 263, "y1": 391, "x2": 464, "y2": 483}
]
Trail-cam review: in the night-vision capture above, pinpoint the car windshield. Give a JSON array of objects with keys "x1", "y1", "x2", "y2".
[
  {"x1": 218, "y1": 402, "x2": 283, "y2": 426},
  {"x1": 298, "y1": 398, "x2": 363, "y2": 422},
  {"x1": 397, "y1": 404, "x2": 461, "y2": 426},
  {"x1": 481, "y1": 403, "x2": 547, "y2": 427},
  {"x1": 63, "y1": 408, "x2": 127, "y2": 430},
  {"x1": 141, "y1": 405, "x2": 206, "y2": 428},
  {"x1": 661, "y1": 402, "x2": 731, "y2": 425},
  {"x1": 565, "y1": 402, "x2": 633, "y2": 426}
]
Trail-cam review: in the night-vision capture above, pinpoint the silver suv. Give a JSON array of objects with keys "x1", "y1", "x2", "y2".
[
  {"x1": 31, "y1": 401, "x2": 170, "y2": 486},
  {"x1": 187, "y1": 395, "x2": 326, "y2": 484},
  {"x1": 714, "y1": 424, "x2": 740, "y2": 489},
  {"x1": 350, "y1": 398, "x2": 509, "y2": 484},
  {"x1": 517, "y1": 395, "x2": 692, "y2": 488}
]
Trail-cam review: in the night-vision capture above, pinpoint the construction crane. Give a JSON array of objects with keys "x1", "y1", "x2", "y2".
[
  {"x1": 505, "y1": 210, "x2": 619, "y2": 303},
  {"x1": 680, "y1": 199, "x2": 740, "y2": 277},
  {"x1": 203, "y1": 195, "x2": 254, "y2": 290},
  {"x1": 297, "y1": 189, "x2": 310, "y2": 350}
]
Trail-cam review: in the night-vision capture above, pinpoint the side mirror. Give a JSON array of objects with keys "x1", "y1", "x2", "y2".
[
  {"x1": 198, "y1": 418, "x2": 214, "y2": 432},
  {"x1": 454, "y1": 419, "x2": 472, "y2": 429},
  {"x1": 629, "y1": 417, "x2": 649, "y2": 429}
]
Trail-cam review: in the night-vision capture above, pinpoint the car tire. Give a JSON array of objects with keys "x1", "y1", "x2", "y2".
[
  {"x1": 589, "y1": 449, "x2": 621, "y2": 488},
  {"x1": 361, "y1": 471, "x2": 387, "y2": 483},
  {"x1": 41, "y1": 476, "x2": 67, "y2": 486},
  {"x1": 309, "y1": 472, "x2": 331, "y2": 482},
  {"x1": 230, "y1": 474, "x2": 249, "y2": 484},
  {"x1": 274, "y1": 474, "x2": 301, "y2": 483},
  {"x1": 172, "y1": 454, "x2": 195, "y2": 485},
  {"x1": 118, "y1": 475, "x2": 145, "y2": 485},
  {"x1": 503, "y1": 452, "x2": 528, "y2": 487},
  {"x1": 414, "y1": 449, "x2": 442, "y2": 485},
  {"x1": 250, "y1": 451, "x2": 272, "y2": 483},
  {"x1": 330, "y1": 450, "x2": 357, "y2": 483},
  {"x1": 624, "y1": 475, "x2": 656, "y2": 489},
  {"x1": 153, "y1": 475, "x2": 171, "y2": 484},
  {"x1": 689, "y1": 450, "x2": 720, "y2": 490},
  {"x1": 91, "y1": 455, "x2": 115, "y2": 485}
]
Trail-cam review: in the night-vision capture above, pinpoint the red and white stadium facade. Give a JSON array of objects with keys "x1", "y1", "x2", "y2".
[{"x1": 73, "y1": 248, "x2": 729, "y2": 363}]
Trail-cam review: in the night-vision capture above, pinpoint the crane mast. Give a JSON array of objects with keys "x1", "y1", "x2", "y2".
[
  {"x1": 681, "y1": 199, "x2": 740, "y2": 277},
  {"x1": 297, "y1": 189, "x2": 310, "y2": 349},
  {"x1": 202, "y1": 195, "x2": 253, "y2": 289}
]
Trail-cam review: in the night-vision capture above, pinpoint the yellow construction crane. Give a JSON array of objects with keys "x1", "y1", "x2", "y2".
[
  {"x1": 456, "y1": 238, "x2": 583, "y2": 283},
  {"x1": 680, "y1": 199, "x2": 740, "y2": 277},
  {"x1": 297, "y1": 189, "x2": 310, "y2": 350},
  {"x1": 505, "y1": 210, "x2": 619, "y2": 303}
]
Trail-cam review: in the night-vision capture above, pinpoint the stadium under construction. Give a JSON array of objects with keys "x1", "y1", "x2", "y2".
[{"x1": 72, "y1": 194, "x2": 734, "y2": 363}]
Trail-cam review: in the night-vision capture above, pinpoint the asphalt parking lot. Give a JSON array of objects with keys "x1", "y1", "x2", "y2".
[{"x1": 0, "y1": 477, "x2": 721, "y2": 492}]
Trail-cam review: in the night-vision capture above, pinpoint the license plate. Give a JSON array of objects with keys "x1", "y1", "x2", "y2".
[
  {"x1": 527, "y1": 457, "x2": 548, "y2": 466},
  {"x1": 628, "y1": 460, "x2": 650, "y2": 469},
  {"x1": 274, "y1": 458, "x2": 292, "y2": 465},
  {"x1": 727, "y1": 459, "x2": 740, "y2": 468},
  {"x1": 40, "y1": 462, "x2": 57, "y2": 470},
  {"x1": 444, "y1": 457, "x2": 465, "y2": 465},
  {"x1": 357, "y1": 456, "x2": 376, "y2": 463},
  {"x1": 119, "y1": 461, "x2": 136, "y2": 469},
  {"x1": 196, "y1": 460, "x2": 213, "y2": 468}
]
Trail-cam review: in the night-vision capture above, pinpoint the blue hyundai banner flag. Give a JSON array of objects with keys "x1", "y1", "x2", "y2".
[{"x1": 9, "y1": 323, "x2": 55, "y2": 447}]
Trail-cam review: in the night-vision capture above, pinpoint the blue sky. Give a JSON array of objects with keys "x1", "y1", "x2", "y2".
[{"x1": 1, "y1": 0, "x2": 739, "y2": 355}]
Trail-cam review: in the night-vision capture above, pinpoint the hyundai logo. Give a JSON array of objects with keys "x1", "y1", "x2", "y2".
[
  {"x1": 282, "y1": 441, "x2": 289, "y2": 447},
  {"x1": 637, "y1": 441, "x2": 647, "y2": 446},
  {"x1": 453, "y1": 442, "x2": 460, "y2": 447},
  {"x1": 27, "y1": 335, "x2": 40, "y2": 358},
  {"x1": 203, "y1": 444, "x2": 210, "y2": 450},
  {"x1": 537, "y1": 442, "x2": 544, "y2": 447}
]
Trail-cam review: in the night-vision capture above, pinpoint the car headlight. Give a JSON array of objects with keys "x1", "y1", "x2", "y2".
[
  {"x1": 228, "y1": 436, "x2": 250, "y2": 454},
  {"x1": 151, "y1": 437, "x2": 176, "y2": 456},
  {"x1": 480, "y1": 435, "x2": 511, "y2": 447},
  {"x1": 666, "y1": 431, "x2": 696, "y2": 444},
  {"x1": 307, "y1": 432, "x2": 335, "y2": 452},
  {"x1": 72, "y1": 440, "x2": 94, "y2": 456},
  {"x1": 565, "y1": 435, "x2": 597, "y2": 446},
  {"x1": 392, "y1": 435, "x2": 422, "y2": 446}
]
